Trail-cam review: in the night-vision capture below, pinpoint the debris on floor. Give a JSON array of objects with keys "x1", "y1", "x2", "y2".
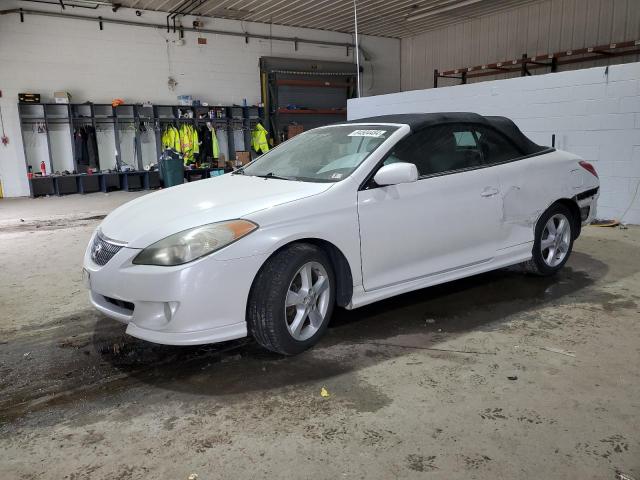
[
  {"x1": 591, "y1": 219, "x2": 620, "y2": 227},
  {"x1": 615, "y1": 471, "x2": 637, "y2": 480},
  {"x1": 320, "y1": 387, "x2": 330, "y2": 398},
  {"x1": 540, "y1": 346, "x2": 576, "y2": 357}
]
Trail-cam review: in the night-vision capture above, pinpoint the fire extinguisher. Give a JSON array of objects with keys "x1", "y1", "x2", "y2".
[{"x1": 40, "y1": 161, "x2": 47, "y2": 176}]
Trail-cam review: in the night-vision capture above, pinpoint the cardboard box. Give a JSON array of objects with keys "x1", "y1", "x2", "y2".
[
  {"x1": 19, "y1": 93, "x2": 40, "y2": 103},
  {"x1": 177, "y1": 95, "x2": 193, "y2": 106},
  {"x1": 54, "y1": 91, "x2": 72, "y2": 104},
  {"x1": 234, "y1": 151, "x2": 251, "y2": 167},
  {"x1": 287, "y1": 124, "x2": 304, "y2": 139},
  {"x1": 214, "y1": 154, "x2": 226, "y2": 169}
]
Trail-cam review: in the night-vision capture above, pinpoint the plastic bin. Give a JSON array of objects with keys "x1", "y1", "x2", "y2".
[
  {"x1": 147, "y1": 170, "x2": 161, "y2": 189},
  {"x1": 159, "y1": 151, "x2": 184, "y2": 188}
]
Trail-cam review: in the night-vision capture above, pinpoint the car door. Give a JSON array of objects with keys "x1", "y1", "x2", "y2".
[
  {"x1": 473, "y1": 125, "x2": 538, "y2": 248},
  {"x1": 357, "y1": 124, "x2": 503, "y2": 291}
]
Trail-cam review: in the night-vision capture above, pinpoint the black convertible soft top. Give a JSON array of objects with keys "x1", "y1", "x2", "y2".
[{"x1": 345, "y1": 112, "x2": 547, "y2": 155}]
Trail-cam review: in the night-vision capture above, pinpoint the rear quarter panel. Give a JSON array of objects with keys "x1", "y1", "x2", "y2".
[{"x1": 495, "y1": 149, "x2": 597, "y2": 247}]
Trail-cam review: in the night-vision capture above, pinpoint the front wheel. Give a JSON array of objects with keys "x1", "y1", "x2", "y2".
[
  {"x1": 247, "y1": 243, "x2": 335, "y2": 355},
  {"x1": 521, "y1": 203, "x2": 575, "y2": 276}
]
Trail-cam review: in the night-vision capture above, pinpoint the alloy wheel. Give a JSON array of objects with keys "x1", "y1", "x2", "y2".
[
  {"x1": 284, "y1": 261, "x2": 331, "y2": 341},
  {"x1": 540, "y1": 213, "x2": 571, "y2": 267}
]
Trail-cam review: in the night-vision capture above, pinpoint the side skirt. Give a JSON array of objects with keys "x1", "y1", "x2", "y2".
[{"x1": 346, "y1": 242, "x2": 533, "y2": 310}]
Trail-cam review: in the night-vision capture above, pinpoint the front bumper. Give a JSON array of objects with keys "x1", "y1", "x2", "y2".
[{"x1": 83, "y1": 235, "x2": 268, "y2": 345}]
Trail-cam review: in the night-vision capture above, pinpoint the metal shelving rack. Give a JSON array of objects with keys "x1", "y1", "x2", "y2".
[
  {"x1": 265, "y1": 73, "x2": 354, "y2": 144},
  {"x1": 18, "y1": 102, "x2": 265, "y2": 197},
  {"x1": 259, "y1": 57, "x2": 358, "y2": 145}
]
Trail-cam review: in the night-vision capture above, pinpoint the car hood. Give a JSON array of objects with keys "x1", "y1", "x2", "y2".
[{"x1": 100, "y1": 174, "x2": 333, "y2": 248}]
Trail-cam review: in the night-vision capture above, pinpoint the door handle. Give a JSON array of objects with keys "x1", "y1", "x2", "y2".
[{"x1": 480, "y1": 187, "x2": 500, "y2": 197}]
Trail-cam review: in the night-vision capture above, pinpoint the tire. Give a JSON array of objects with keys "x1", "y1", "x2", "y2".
[
  {"x1": 247, "y1": 243, "x2": 335, "y2": 355},
  {"x1": 521, "y1": 203, "x2": 575, "y2": 276}
]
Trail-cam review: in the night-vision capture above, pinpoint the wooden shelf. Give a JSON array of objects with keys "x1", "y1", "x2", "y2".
[{"x1": 437, "y1": 38, "x2": 640, "y2": 82}]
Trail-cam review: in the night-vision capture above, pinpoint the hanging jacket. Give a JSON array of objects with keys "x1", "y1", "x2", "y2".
[
  {"x1": 161, "y1": 126, "x2": 170, "y2": 150},
  {"x1": 179, "y1": 124, "x2": 191, "y2": 154},
  {"x1": 179, "y1": 123, "x2": 199, "y2": 164},
  {"x1": 197, "y1": 125, "x2": 220, "y2": 163},
  {"x1": 197, "y1": 125, "x2": 211, "y2": 164},
  {"x1": 192, "y1": 125, "x2": 199, "y2": 156},
  {"x1": 86, "y1": 126, "x2": 99, "y2": 168},
  {"x1": 251, "y1": 123, "x2": 269, "y2": 154},
  {"x1": 161, "y1": 125, "x2": 180, "y2": 152},
  {"x1": 172, "y1": 125, "x2": 181, "y2": 152},
  {"x1": 74, "y1": 127, "x2": 89, "y2": 167},
  {"x1": 212, "y1": 129, "x2": 220, "y2": 159}
]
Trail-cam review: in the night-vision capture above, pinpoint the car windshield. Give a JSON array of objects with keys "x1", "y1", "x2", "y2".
[{"x1": 240, "y1": 125, "x2": 398, "y2": 182}]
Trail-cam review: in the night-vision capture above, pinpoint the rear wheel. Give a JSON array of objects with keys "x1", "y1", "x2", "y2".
[
  {"x1": 247, "y1": 243, "x2": 335, "y2": 355},
  {"x1": 521, "y1": 203, "x2": 575, "y2": 276}
]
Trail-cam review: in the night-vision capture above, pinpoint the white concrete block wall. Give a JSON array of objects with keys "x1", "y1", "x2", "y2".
[
  {"x1": 0, "y1": 2, "x2": 400, "y2": 198},
  {"x1": 348, "y1": 62, "x2": 640, "y2": 224}
]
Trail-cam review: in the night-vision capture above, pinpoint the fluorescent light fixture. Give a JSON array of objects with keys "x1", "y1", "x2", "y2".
[{"x1": 406, "y1": 0, "x2": 485, "y2": 22}]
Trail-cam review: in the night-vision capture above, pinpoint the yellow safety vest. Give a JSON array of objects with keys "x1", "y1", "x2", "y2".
[
  {"x1": 162, "y1": 125, "x2": 180, "y2": 152},
  {"x1": 212, "y1": 129, "x2": 220, "y2": 159},
  {"x1": 251, "y1": 123, "x2": 269, "y2": 154},
  {"x1": 180, "y1": 124, "x2": 200, "y2": 164}
]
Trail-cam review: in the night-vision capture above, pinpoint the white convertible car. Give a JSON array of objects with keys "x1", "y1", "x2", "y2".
[{"x1": 83, "y1": 113, "x2": 599, "y2": 355}]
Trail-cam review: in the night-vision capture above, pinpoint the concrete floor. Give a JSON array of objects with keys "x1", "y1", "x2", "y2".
[{"x1": 1, "y1": 192, "x2": 639, "y2": 480}]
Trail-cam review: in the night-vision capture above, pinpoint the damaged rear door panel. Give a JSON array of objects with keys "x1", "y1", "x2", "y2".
[{"x1": 494, "y1": 149, "x2": 594, "y2": 248}]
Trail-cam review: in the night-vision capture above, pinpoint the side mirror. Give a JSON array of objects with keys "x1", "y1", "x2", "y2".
[{"x1": 373, "y1": 162, "x2": 418, "y2": 186}]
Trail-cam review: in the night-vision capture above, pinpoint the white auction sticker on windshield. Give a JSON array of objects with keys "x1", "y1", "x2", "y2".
[{"x1": 348, "y1": 129, "x2": 386, "y2": 138}]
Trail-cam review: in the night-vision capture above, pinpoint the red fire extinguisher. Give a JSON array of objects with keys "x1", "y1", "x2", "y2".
[{"x1": 40, "y1": 161, "x2": 46, "y2": 176}]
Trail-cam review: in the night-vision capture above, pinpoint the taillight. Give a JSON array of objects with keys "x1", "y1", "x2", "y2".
[{"x1": 579, "y1": 160, "x2": 598, "y2": 178}]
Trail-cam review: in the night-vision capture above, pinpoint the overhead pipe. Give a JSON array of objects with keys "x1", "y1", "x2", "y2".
[
  {"x1": 171, "y1": 0, "x2": 198, "y2": 33},
  {"x1": 2, "y1": 8, "x2": 357, "y2": 50},
  {"x1": 173, "y1": 0, "x2": 207, "y2": 35},
  {"x1": 176, "y1": 0, "x2": 207, "y2": 20},
  {"x1": 166, "y1": 0, "x2": 191, "y2": 32},
  {"x1": 20, "y1": 0, "x2": 101, "y2": 9},
  {"x1": 353, "y1": 0, "x2": 360, "y2": 97}
]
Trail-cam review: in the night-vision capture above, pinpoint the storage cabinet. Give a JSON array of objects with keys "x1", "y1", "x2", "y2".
[{"x1": 18, "y1": 102, "x2": 265, "y2": 197}]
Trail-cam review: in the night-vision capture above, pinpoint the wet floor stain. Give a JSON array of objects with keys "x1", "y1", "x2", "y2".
[
  {"x1": 406, "y1": 453, "x2": 438, "y2": 472},
  {"x1": 0, "y1": 244, "x2": 633, "y2": 426},
  {"x1": 0, "y1": 215, "x2": 107, "y2": 233}
]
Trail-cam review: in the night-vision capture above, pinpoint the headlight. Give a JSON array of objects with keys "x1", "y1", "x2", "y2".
[{"x1": 132, "y1": 219, "x2": 258, "y2": 266}]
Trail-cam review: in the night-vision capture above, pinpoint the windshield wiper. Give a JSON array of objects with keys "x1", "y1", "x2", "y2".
[
  {"x1": 231, "y1": 168, "x2": 245, "y2": 175},
  {"x1": 255, "y1": 172, "x2": 292, "y2": 180}
]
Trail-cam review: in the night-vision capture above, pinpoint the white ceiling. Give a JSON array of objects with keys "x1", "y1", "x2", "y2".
[{"x1": 114, "y1": 0, "x2": 539, "y2": 38}]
